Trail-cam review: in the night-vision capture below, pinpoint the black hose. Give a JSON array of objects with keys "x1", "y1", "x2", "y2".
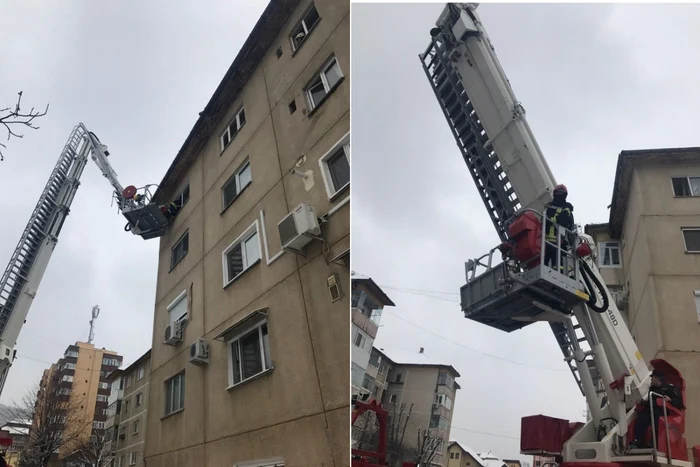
[
  {"x1": 579, "y1": 260, "x2": 610, "y2": 313},
  {"x1": 124, "y1": 222, "x2": 132, "y2": 232}
]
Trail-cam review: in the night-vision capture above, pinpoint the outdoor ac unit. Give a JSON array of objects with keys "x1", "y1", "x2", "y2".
[
  {"x1": 164, "y1": 320, "x2": 184, "y2": 346},
  {"x1": 277, "y1": 202, "x2": 321, "y2": 253},
  {"x1": 189, "y1": 338, "x2": 210, "y2": 366}
]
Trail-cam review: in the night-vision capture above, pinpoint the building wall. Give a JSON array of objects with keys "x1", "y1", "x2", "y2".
[
  {"x1": 145, "y1": 1, "x2": 349, "y2": 467},
  {"x1": 447, "y1": 445, "x2": 482, "y2": 467},
  {"x1": 590, "y1": 159, "x2": 700, "y2": 452},
  {"x1": 114, "y1": 356, "x2": 150, "y2": 467}
]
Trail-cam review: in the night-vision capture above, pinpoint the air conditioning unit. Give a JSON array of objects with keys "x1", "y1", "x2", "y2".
[
  {"x1": 189, "y1": 338, "x2": 210, "y2": 366},
  {"x1": 164, "y1": 320, "x2": 184, "y2": 346},
  {"x1": 277, "y1": 202, "x2": 321, "y2": 254}
]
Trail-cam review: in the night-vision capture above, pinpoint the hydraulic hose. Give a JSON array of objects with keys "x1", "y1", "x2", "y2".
[{"x1": 579, "y1": 259, "x2": 610, "y2": 313}]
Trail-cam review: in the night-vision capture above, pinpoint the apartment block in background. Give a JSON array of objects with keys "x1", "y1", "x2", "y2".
[
  {"x1": 584, "y1": 147, "x2": 700, "y2": 452},
  {"x1": 382, "y1": 349, "x2": 461, "y2": 467},
  {"x1": 144, "y1": 1, "x2": 350, "y2": 466},
  {"x1": 106, "y1": 350, "x2": 150, "y2": 467},
  {"x1": 351, "y1": 278, "x2": 395, "y2": 397},
  {"x1": 447, "y1": 441, "x2": 486, "y2": 467},
  {"x1": 38, "y1": 342, "x2": 122, "y2": 462},
  {"x1": 0, "y1": 419, "x2": 31, "y2": 467}
]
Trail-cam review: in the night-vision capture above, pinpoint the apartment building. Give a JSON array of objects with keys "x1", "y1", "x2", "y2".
[
  {"x1": 362, "y1": 347, "x2": 391, "y2": 400},
  {"x1": 39, "y1": 342, "x2": 123, "y2": 462},
  {"x1": 351, "y1": 278, "x2": 395, "y2": 397},
  {"x1": 144, "y1": 1, "x2": 349, "y2": 466},
  {"x1": 584, "y1": 147, "x2": 700, "y2": 451},
  {"x1": 105, "y1": 350, "x2": 151, "y2": 467},
  {"x1": 0, "y1": 419, "x2": 30, "y2": 466},
  {"x1": 381, "y1": 349, "x2": 461, "y2": 467},
  {"x1": 447, "y1": 442, "x2": 486, "y2": 467}
]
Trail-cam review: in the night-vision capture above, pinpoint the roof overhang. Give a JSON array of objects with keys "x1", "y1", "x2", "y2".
[{"x1": 352, "y1": 278, "x2": 395, "y2": 307}]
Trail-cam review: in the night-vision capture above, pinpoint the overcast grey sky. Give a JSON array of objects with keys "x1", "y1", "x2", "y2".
[
  {"x1": 352, "y1": 2, "x2": 700, "y2": 461},
  {"x1": 0, "y1": 1, "x2": 268, "y2": 404}
]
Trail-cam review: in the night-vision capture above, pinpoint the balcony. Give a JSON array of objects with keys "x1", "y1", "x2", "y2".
[
  {"x1": 352, "y1": 308, "x2": 378, "y2": 339},
  {"x1": 105, "y1": 400, "x2": 121, "y2": 428}
]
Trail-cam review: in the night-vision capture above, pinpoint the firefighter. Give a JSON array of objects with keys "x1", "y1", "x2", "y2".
[
  {"x1": 544, "y1": 184, "x2": 574, "y2": 272},
  {"x1": 630, "y1": 369, "x2": 685, "y2": 449}
]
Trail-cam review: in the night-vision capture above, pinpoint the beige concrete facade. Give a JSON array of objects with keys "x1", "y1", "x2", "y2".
[
  {"x1": 447, "y1": 442, "x2": 484, "y2": 467},
  {"x1": 587, "y1": 147, "x2": 700, "y2": 454},
  {"x1": 144, "y1": 1, "x2": 349, "y2": 467},
  {"x1": 383, "y1": 360, "x2": 461, "y2": 467}
]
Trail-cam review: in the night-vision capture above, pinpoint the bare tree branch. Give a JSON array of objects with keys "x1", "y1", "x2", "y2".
[
  {"x1": 69, "y1": 429, "x2": 114, "y2": 467},
  {"x1": 0, "y1": 92, "x2": 49, "y2": 162},
  {"x1": 414, "y1": 428, "x2": 444, "y2": 466}
]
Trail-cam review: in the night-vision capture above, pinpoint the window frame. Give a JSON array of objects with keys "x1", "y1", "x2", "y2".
[
  {"x1": 353, "y1": 330, "x2": 366, "y2": 349},
  {"x1": 166, "y1": 289, "x2": 189, "y2": 329},
  {"x1": 164, "y1": 372, "x2": 185, "y2": 416},
  {"x1": 221, "y1": 221, "x2": 262, "y2": 287},
  {"x1": 125, "y1": 375, "x2": 132, "y2": 389},
  {"x1": 693, "y1": 291, "x2": 700, "y2": 323},
  {"x1": 221, "y1": 158, "x2": 252, "y2": 212},
  {"x1": 389, "y1": 394, "x2": 397, "y2": 403},
  {"x1": 170, "y1": 231, "x2": 189, "y2": 270},
  {"x1": 598, "y1": 242, "x2": 622, "y2": 268},
  {"x1": 132, "y1": 419, "x2": 139, "y2": 435},
  {"x1": 319, "y1": 132, "x2": 350, "y2": 200},
  {"x1": 682, "y1": 227, "x2": 700, "y2": 253},
  {"x1": 226, "y1": 319, "x2": 272, "y2": 389},
  {"x1": 129, "y1": 452, "x2": 137, "y2": 466},
  {"x1": 671, "y1": 176, "x2": 700, "y2": 197},
  {"x1": 137, "y1": 368, "x2": 145, "y2": 381},
  {"x1": 174, "y1": 183, "x2": 190, "y2": 209},
  {"x1": 135, "y1": 392, "x2": 143, "y2": 406},
  {"x1": 290, "y1": 2, "x2": 321, "y2": 52},
  {"x1": 305, "y1": 56, "x2": 344, "y2": 113},
  {"x1": 220, "y1": 107, "x2": 246, "y2": 152}
]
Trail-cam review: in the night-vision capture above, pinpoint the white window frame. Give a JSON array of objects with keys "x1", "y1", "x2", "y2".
[
  {"x1": 166, "y1": 289, "x2": 189, "y2": 329},
  {"x1": 306, "y1": 56, "x2": 343, "y2": 111},
  {"x1": 682, "y1": 228, "x2": 700, "y2": 253},
  {"x1": 132, "y1": 419, "x2": 139, "y2": 435},
  {"x1": 220, "y1": 107, "x2": 246, "y2": 152},
  {"x1": 221, "y1": 221, "x2": 262, "y2": 287},
  {"x1": 164, "y1": 372, "x2": 185, "y2": 416},
  {"x1": 389, "y1": 394, "x2": 397, "y2": 403},
  {"x1": 129, "y1": 452, "x2": 137, "y2": 466},
  {"x1": 137, "y1": 368, "x2": 145, "y2": 381},
  {"x1": 671, "y1": 176, "x2": 700, "y2": 197},
  {"x1": 221, "y1": 158, "x2": 252, "y2": 210},
  {"x1": 226, "y1": 319, "x2": 272, "y2": 389},
  {"x1": 98, "y1": 382, "x2": 109, "y2": 390},
  {"x1": 64, "y1": 363, "x2": 76, "y2": 370},
  {"x1": 319, "y1": 132, "x2": 350, "y2": 199},
  {"x1": 135, "y1": 392, "x2": 142, "y2": 406},
  {"x1": 435, "y1": 393, "x2": 452, "y2": 410},
  {"x1": 290, "y1": 3, "x2": 321, "y2": 51},
  {"x1": 693, "y1": 291, "x2": 700, "y2": 323},
  {"x1": 598, "y1": 242, "x2": 622, "y2": 268}
]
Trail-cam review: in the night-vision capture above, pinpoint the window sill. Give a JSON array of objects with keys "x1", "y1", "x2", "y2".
[
  {"x1": 226, "y1": 367, "x2": 274, "y2": 391},
  {"x1": 328, "y1": 182, "x2": 350, "y2": 202},
  {"x1": 307, "y1": 77, "x2": 345, "y2": 118},
  {"x1": 161, "y1": 408, "x2": 184, "y2": 421},
  {"x1": 220, "y1": 182, "x2": 252, "y2": 216},
  {"x1": 223, "y1": 258, "x2": 261, "y2": 290}
]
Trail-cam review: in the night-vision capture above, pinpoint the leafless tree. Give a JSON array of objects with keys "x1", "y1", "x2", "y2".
[
  {"x1": 386, "y1": 402, "x2": 413, "y2": 467},
  {"x1": 352, "y1": 409, "x2": 380, "y2": 451},
  {"x1": 8, "y1": 371, "x2": 91, "y2": 467},
  {"x1": 68, "y1": 429, "x2": 114, "y2": 467},
  {"x1": 0, "y1": 92, "x2": 49, "y2": 161},
  {"x1": 413, "y1": 428, "x2": 444, "y2": 466}
]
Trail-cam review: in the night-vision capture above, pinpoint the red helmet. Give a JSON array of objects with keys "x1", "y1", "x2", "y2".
[{"x1": 553, "y1": 184, "x2": 568, "y2": 195}]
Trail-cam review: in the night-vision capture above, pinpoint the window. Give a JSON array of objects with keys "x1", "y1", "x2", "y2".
[
  {"x1": 379, "y1": 362, "x2": 387, "y2": 375},
  {"x1": 119, "y1": 455, "x2": 125, "y2": 467},
  {"x1": 129, "y1": 452, "x2": 137, "y2": 466},
  {"x1": 353, "y1": 331, "x2": 366, "y2": 349},
  {"x1": 693, "y1": 291, "x2": 700, "y2": 323},
  {"x1": 435, "y1": 393, "x2": 453, "y2": 410},
  {"x1": 290, "y1": 3, "x2": 321, "y2": 51},
  {"x1": 389, "y1": 394, "x2": 397, "y2": 403},
  {"x1": 368, "y1": 352, "x2": 381, "y2": 368},
  {"x1": 164, "y1": 373, "x2": 185, "y2": 415},
  {"x1": 65, "y1": 350, "x2": 79, "y2": 358},
  {"x1": 683, "y1": 228, "x2": 700, "y2": 253},
  {"x1": 672, "y1": 177, "x2": 700, "y2": 197},
  {"x1": 351, "y1": 363, "x2": 365, "y2": 388},
  {"x1": 136, "y1": 393, "x2": 143, "y2": 406},
  {"x1": 61, "y1": 375, "x2": 73, "y2": 383},
  {"x1": 137, "y1": 368, "x2": 145, "y2": 381},
  {"x1": 93, "y1": 421, "x2": 105, "y2": 430},
  {"x1": 222, "y1": 158, "x2": 252, "y2": 209},
  {"x1": 64, "y1": 362, "x2": 76, "y2": 370},
  {"x1": 222, "y1": 223, "x2": 261, "y2": 285},
  {"x1": 59, "y1": 388, "x2": 71, "y2": 396},
  {"x1": 123, "y1": 400, "x2": 130, "y2": 415},
  {"x1": 320, "y1": 134, "x2": 350, "y2": 198},
  {"x1": 455, "y1": 452, "x2": 461, "y2": 459},
  {"x1": 97, "y1": 395, "x2": 108, "y2": 402},
  {"x1": 132, "y1": 420, "x2": 139, "y2": 435},
  {"x1": 430, "y1": 415, "x2": 449, "y2": 430},
  {"x1": 174, "y1": 184, "x2": 190, "y2": 208},
  {"x1": 220, "y1": 107, "x2": 246, "y2": 151},
  {"x1": 438, "y1": 371, "x2": 454, "y2": 390},
  {"x1": 306, "y1": 56, "x2": 343, "y2": 111},
  {"x1": 171, "y1": 231, "x2": 189, "y2": 269},
  {"x1": 103, "y1": 357, "x2": 120, "y2": 367},
  {"x1": 395, "y1": 373, "x2": 402, "y2": 383},
  {"x1": 125, "y1": 375, "x2": 132, "y2": 388},
  {"x1": 451, "y1": 453, "x2": 456, "y2": 459},
  {"x1": 98, "y1": 382, "x2": 109, "y2": 390},
  {"x1": 598, "y1": 242, "x2": 622, "y2": 268},
  {"x1": 352, "y1": 289, "x2": 383, "y2": 324},
  {"x1": 227, "y1": 321, "x2": 271, "y2": 387}
]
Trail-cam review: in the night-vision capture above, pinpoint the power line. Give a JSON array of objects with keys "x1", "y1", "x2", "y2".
[
  {"x1": 385, "y1": 310, "x2": 567, "y2": 372},
  {"x1": 450, "y1": 425, "x2": 520, "y2": 441},
  {"x1": 380, "y1": 285, "x2": 460, "y2": 296}
]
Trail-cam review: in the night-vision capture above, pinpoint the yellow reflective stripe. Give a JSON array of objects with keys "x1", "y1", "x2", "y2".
[{"x1": 547, "y1": 207, "x2": 564, "y2": 239}]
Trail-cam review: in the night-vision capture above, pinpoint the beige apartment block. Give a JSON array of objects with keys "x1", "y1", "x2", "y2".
[
  {"x1": 38, "y1": 342, "x2": 123, "y2": 462},
  {"x1": 143, "y1": 1, "x2": 349, "y2": 467},
  {"x1": 382, "y1": 351, "x2": 461, "y2": 467},
  {"x1": 447, "y1": 442, "x2": 486, "y2": 467},
  {"x1": 106, "y1": 350, "x2": 151, "y2": 467},
  {"x1": 585, "y1": 147, "x2": 700, "y2": 453}
]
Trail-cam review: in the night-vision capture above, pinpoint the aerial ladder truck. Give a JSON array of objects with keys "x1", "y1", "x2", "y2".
[
  {"x1": 420, "y1": 4, "x2": 698, "y2": 467},
  {"x1": 0, "y1": 123, "x2": 172, "y2": 398}
]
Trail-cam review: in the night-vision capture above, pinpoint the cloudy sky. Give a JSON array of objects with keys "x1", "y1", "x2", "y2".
[
  {"x1": 0, "y1": 1, "x2": 268, "y2": 404},
  {"x1": 352, "y1": 2, "x2": 700, "y2": 461}
]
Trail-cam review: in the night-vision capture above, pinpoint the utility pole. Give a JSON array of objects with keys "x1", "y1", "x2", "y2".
[{"x1": 88, "y1": 305, "x2": 100, "y2": 344}]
